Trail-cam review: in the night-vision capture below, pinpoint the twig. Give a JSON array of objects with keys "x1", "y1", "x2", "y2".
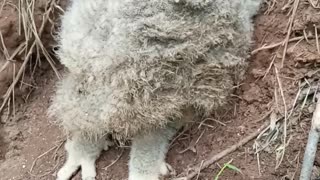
[
  {"x1": 308, "y1": 0, "x2": 320, "y2": 8},
  {"x1": 195, "y1": 160, "x2": 204, "y2": 180},
  {"x1": 275, "y1": 67, "x2": 288, "y2": 169},
  {"x1": 262, "y1": 55, "x2": 276, "y2": 79},
  {"x1": 0, "y1": 0, "x2": 7, "y2": 15},
  {"x1": 29, "y1": 156, "x2": 61, "y2": 178},
  {"x1": 264, "y1": 0, "x2": 277, "y2": 15},
  {"x1": 257, "y1": 152, "x2": 262, "y2": 176},
  {"x1": 0, "y1": 0, "x2": 61, "y2": 114},
  {"x1": 28, "y1": 139, "x2": 65, "y2": 178},
  {"x1": 200, "y1": 118, "x2": 226, "y2": 127},
  {"x1": 169, "y1": 124, "x2": 195, "y2": 149},
  {"x1": 173, "y1": 122, "x2": 269, "y2": 180},
  {"x1": 290, "y1": 150, "x2": 300, "y2": 180},
  {"x1": 315, "y1": 25, "x2": 320, "y2": 55},
  {"x1": 52, "y1": 140, "x2": 65, "y2": 160},
  {"x1": 280, "y1": 0, "x2": 300, "y2": 67},
  {"x1": 29, "y1": 141, "x2": 62, "y2": 174},
  {"x1": 300, "y1": 94, "x2": 320, "y2": 180},
  {"x1": 0, "y1": 42, "x2": 36, "y2": 113},
  {"x1": 179, "y1": 130, "x2": 205, "y2": 154},
  {"x1": 103, "y1": 149, "x2": 124, "y2": 170},
  {"x1": 251, "y1": 35, "x2": 317, "y2": 55}
]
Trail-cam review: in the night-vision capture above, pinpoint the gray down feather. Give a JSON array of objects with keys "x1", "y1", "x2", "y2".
[{"x1": 48, "y1": 0, "x2": 262, "y2": 141}]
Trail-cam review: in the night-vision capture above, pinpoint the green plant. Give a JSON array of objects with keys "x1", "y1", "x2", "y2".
[{"x1": 214, "y1": 159, "x2": 242, "y2": 180}]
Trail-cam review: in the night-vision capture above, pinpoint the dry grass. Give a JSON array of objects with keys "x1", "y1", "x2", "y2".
[
  {"x1": 0, "y1": 0, "x2": 63, "y2": 114},
  {"x1": 252, "y1": 0, "x2": 320, "y2": 172}
]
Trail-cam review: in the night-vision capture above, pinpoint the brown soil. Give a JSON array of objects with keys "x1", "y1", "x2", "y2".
[{"x1": 1, "y1": 0, "x2": 320, "y2": 180}]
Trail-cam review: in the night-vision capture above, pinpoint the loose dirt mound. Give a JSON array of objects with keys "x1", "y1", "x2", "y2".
[{"x1": 1, "y1": 0, "x2": 320, "y2": 180}]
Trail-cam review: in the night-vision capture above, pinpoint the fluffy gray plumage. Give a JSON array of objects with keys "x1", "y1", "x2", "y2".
[
  {"x1": 49, "y1": 0, "x2": 262, "y2": 179},
  {"x1": 49, "y1": 0, "x2": 261, "y2": 140}
]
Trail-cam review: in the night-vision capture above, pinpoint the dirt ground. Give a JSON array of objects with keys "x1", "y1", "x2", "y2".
[{"x1": 1, "y1": 0, "x2": 320, "y2": 180}]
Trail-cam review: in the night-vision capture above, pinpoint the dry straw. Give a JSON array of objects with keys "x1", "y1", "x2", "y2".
[{"x1": 0, "y1": 0, "x2": 63, "y2": 114}]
